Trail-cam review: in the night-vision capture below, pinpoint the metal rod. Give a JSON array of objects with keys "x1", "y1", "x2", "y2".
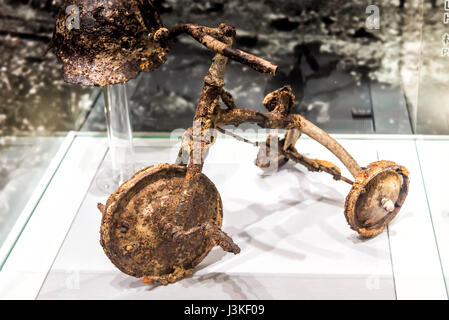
[
  {"x1": 216, "y1": 126, "x2": 354, "y2": 184},
  {"x1": 215, "y1": 109, "x2": 362, "y2": 178},
  {"x1": 166, "y1": 24, "x2": 278, "y2": 75},
  {"x1": 298, "y1": 117, "x2": 362, "y2": 178}
]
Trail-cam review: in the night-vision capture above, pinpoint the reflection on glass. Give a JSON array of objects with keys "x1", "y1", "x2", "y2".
[{"x1": 103, "y1": 84, "x2": 135, "y2": 185}]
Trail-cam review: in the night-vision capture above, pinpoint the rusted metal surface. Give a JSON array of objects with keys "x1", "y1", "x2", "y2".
[
  {"x1": 212, "y1": 87, "x2": 361, "y2": 178},
  {"x1": 98, "y1": 164, "x2": 239, "y2": 285},
  {"x1": 100, "y1": 20, "x2": 411, "y2": 283},
  {"x1": 50, "y1": 1, "x2": 410, "y2": 284},
  {"x1": 344, "y1": 161, "x2": 410, "y2": 238},
  {"x1": 255, "y1": 134, "x2": 290, "y2": 170},
  {"x1": 50, "y1": 0, "x2": 172, "y2": 86},
  {"x1": 51, "y1": 2, "x2": 277, "y2": 87}
]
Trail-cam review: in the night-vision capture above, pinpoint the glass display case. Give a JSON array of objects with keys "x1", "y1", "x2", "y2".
[{"x1": 0, "y1": 0, "x2": 448, "y2": 300}]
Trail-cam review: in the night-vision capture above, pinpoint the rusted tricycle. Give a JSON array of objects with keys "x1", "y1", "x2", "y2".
[{"x1": 52, "y1": 0, "x2": 409, "y2": 285}]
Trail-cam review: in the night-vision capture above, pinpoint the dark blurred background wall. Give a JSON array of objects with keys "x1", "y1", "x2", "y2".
[{"x1": 0, "y1": 0, "x2": 446, "y2": 135}]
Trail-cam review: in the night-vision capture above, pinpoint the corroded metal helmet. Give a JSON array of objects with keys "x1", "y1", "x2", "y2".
[{"x1": 50, "y1": 0, "x2": 172, "y2": 86}]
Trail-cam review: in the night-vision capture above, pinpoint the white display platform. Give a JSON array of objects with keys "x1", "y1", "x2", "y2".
[{"x1": 0, "y1": 132, "x2": 447, "y2": 300}]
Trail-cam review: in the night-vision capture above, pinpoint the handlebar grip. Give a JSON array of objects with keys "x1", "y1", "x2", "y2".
[
  {"x1": 220, "y1": 42, "x2": 278, "y2": 75},
  {"x1": 165, "y1": 24, "x2": 278, "y2": 75}
]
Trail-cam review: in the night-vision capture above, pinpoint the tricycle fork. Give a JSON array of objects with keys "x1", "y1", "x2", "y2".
[{"x1": 169, "y1": 23, "x2": 277, "y2": 243}]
